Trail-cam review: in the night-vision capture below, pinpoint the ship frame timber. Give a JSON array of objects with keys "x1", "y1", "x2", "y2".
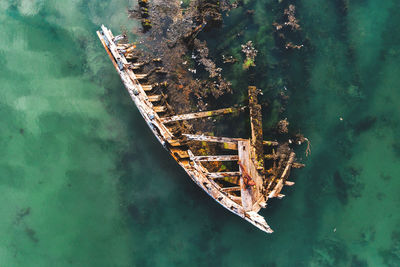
[{"x1": 97, "y1": 25, "x2": 301, "y2": 233}]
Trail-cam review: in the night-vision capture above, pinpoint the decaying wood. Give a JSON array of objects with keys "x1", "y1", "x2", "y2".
[
  {"x1": 238, "y1": 140, "x2": 266, "y2": 212},
  {"x1": 142, "y1": 85, "x2": 153, "y2": 91},
  {"x1": 148, "y1": 95, "x2": 162, "y2": 102},
  {"x1": 183, "y1": 134, "x2": 278, "y2": 147},
  {"x1": 183, "y1": 134, "x2": 244, "y2": 147},
  {"x1": 192, "y1": 155, "x2": 239, "y2": 161},
  {"x1": 248, "y1": 86, "x2": 264, "y2": 170},
  {"x1": 221, "y1": 186, "x2": 241, "y2": 192},
  {"x1": 268, "y1": 152, "x2": 295, "y2": 198},
  {"x1": 160, "y1": 107, "x2": 243, "y2": 124},
  {"x1": 154, "y1": 106, "x2": 167, "y2": 113},
  {"x1": 206, "y1": 172, "x2": 241, "y2": 179},
  {"x1": 97, "y1": 25, "x2": 303, "y2": 234}
]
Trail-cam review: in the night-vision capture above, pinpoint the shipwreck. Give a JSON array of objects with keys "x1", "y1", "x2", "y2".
[{"x1": 97, "y1": 23, "x2": 306, "y2": 233}]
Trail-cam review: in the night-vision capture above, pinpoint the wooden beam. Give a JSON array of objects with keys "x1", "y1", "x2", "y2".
[
  {"x1": 268, "y1": 152, "x2": 296, "y2": 198},
  {"x1": 160, "y1": 107, "x2": 242, "y2": 124},
  {"x1": 248, "y1": 86, "x2": 264, "y2": 170},
  {"x1": 263, "y1": 140, "x2": 279, "y2": 146},
  {"x1": 154, "y1": 106, "x2": 167, "y2": 113},
  {"x1": 183, "y1": 134, "x2": 277, "y2": 147},
  {"x1": 170, "y1": 148, "x2": 189, "y2": 159},
  {"x1": 221, "y1": 186, "x2": 241, "y2": 192},
  {"x1": 98, "y1": 26, "x2": 275, "y2": 234},
  {"x1": 135, "y1": 74, "x2": 147, "y2": 80},
  {"x1": 167, "y1": 139, "x2": 184, "y2": 147},
  {"x1": 238, "y1": 140, "x2": 265, "y2": 212},
  {"x1": 192, "y1": 155, "x2": 239, "y2": 161},
  {"x1": 183, "y1": 134, "x2": 246, "y2": 144},
  {"x1": 141, "y1": 85, "x2": 153, "y2": 91},
  {"x1": 148, "y1": 95, "x2": 162, "y2": 102},
  {"x1": 207, "y1": 172, "x2": 241, "y2": 179},
  {"x1": 98, "y1": 26, "x2": 175, "y2": 142}
]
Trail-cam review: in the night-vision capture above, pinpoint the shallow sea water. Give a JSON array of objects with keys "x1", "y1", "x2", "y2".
[{"x1": 1, "y1": 0, "x2": 400, "y2": 266}]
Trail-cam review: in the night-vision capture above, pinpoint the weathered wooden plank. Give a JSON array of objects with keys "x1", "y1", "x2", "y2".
[
  {"x1": 183, "y1": 134, "x2": 246, "y2": 144},
  {"x1": 148, "y1": 95, "x2": 162, "y2": 102},
  {"x1": 167, "y1": 139, "x2": 184, "y2": 147},
  {"x1": 99, "y1": 25, "x2": 174, "y2": 142},
  {"x1": 154, "y1": 106, "x2": 167, "y2": 113},
  {"x1": 206, "y1": 172, "x2": 241, "y2": 179},
  {"x1": 135, "y1": 74, "x2": 147, "y2": 80},
  {"x1": 186, "y1": 150, "x2": 274, "y2": 234},
  {"x1": 248, "y1": 86, "x2": 264, "y2": 170},
  {"x1": 170, "y1": 148, "x2": 189, "y2": 159},
  {"x1": 98, "y1": 26, "x2": 275, "y2": 234},
  {"x1": 96, "y1": 31, "x2": 120, "y2": 71},
  {"x1": 238, "y1": 140, "x2": 266, "y2": 212},
  {"x1": 183, "y1": 134, "x2": 277, "y2": 147},
  {"x1": 221, "y1": 186, "x2": 241, "y2": 192},
  {"x1": 268, "y1": 152, "x2": 296, "y2": 198},
  {"x1": 285, "y1": 181, "x2": 295, "y2": 186},
  {"x1": 192, "y1": 155, "x2": 239, "y2": 161},
  {"x1": 160, "y1": 107, "x2": 242, "y2": 124},
  {"x1": 141, "y1": 85, "x2": 153, "y2": 91}
]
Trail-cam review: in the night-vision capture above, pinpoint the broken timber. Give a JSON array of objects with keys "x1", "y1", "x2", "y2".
[
  {"x1": 161, "y1": 107, "x2": 244, "y2": 124},
  {"x1": 97, "y1": 25, "x2": 303, "y2": 234}
]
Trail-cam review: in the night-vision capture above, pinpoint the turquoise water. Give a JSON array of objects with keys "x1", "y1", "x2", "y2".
[{"x1": 1, "y1": 0, "x2": 400, "y2": 266}]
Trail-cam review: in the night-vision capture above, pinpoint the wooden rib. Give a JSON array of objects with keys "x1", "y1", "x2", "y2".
[
  {"x1": 98, "y1": 26, "x2": 275, "y2": 234},
  {"x1": 160, "y1": 107, "x2": 241, "y2": 124},
  {"x1": 98, "y1": 26, "x2": 174, "y2": 142},
  {"x1": 263, "y1": 140, "x2": 279, "y2": 146},
  {"x1": 268, "y1": 152, "x2": 296, "y2": 198},
  {"x1": 170, "y1": 148, "x2": 189, "y2": 159},
  {"x1": 96, "y1": 31, "x2": 120, "y2": 71},
  {"x1": 142, "y1": 85, "x2": 153, "y2": 91},
  {"x1": 183, "y1": 134, "x2": 246, "y2": 144},
  {"x1": 221, "y1": 186, "x2": 241, "y2": 192},
  {"x1": 148, "y1": 95, "x2": 162, "y2": 102},
  {"x1": 154, "y1": 106, "x2": 167, "y2": 113},
  {"x1": 135, "y1": 74, "x2": 147, "y2": 79},
  {"x1": 167, "y1": 139, "x2": 184, "y2": 146},
  {"x1": 132, "y1": 63, "x2": 144, "y2": 68},
  {"x1": 183, "y1": 134, "x2": 278, "y2": 147},
  {"x1": 238, "y1": 140, "x2": 265, "y2": 212},
  {"x1": 192, "y1": 155, "x2": 239, "y2": 161},
  {"x1": 207, "y1": 172, "x2": 241, "y2": 179}
]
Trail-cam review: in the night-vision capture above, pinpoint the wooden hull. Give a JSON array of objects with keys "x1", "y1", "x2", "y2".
[{"x1": 97, "y1": 25, "x2": 273, "y2": 233}]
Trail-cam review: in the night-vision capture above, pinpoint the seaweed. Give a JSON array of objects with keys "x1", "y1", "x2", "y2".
[
  {"x1": 350, "y1": 255, "x2": 368, "y2": 267},
  {"x1": 309, "y1": 238, "x2": 348, "y2": 267},
  {"x1": 380, "y1": 172, "x2": 392, "y2": 181},
  {"x1": 25, "y1": 227, "x2": 39, "y2": 243},
  {"x1": 333, "y1": 167, "x2": 364, "y2": 205},
  {"x1": 333, "y1": 171, "x2": 348, "y2": 204},
  {"x1": 392, "y1": 142, "x2": 400, "y2": 158},
  {"x1": 353, "y1": 116, "x2": 377, "y2": 136},
  {"x1": 14, "y1": 207, "x2": 31, "y2": 225},
  {"x1": 358, "y1": 226, "x2": 376, "y2": 246},
  {"x1": 380, "y1": 231, "x2": 400, "y2": 267}
]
